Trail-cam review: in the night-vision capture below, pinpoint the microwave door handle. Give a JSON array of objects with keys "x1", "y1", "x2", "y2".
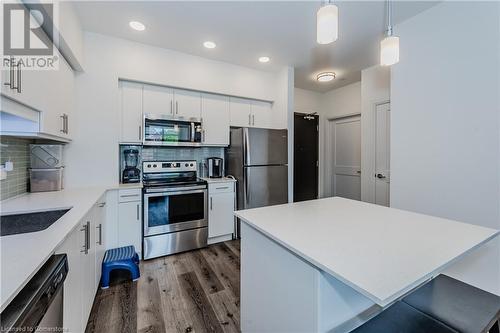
[{"x1": 191, "y1": 122, "x2": 195, "y2": 142}]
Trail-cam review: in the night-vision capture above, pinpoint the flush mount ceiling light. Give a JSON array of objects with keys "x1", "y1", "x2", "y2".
[
  {"x1": 203, "y1": 41, "x2": 216, "y2": 49},
  {"x1": 317, "y1": 1, "x2": 338, "y2": 44},
  {"x1": 317, "y1": 72, "x2": 336, "y2": 82},
  {"x1": 380, "y1": 0, "x2": 400, "y2": 66},
  {"x1": 258, "y1": 56, "x2": 270, "y2": 63},
  {"x1": 129, "y1": 21, "x2": 145, "y2": 31}
]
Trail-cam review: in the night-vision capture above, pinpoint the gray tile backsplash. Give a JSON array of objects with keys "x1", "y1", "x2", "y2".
[
  {"x1": 0, "y1": 137, "x2": 33, "y2": 200},
  {"x1": 119, "y1": 145, "x2": 224, "y2": 181}
]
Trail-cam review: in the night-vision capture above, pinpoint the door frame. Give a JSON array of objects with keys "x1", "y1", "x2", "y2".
[
  {"x1": 362, "y1": 100, "x2": 390, "y2": 204},
  {"x1": 373, "y1": 101, "x2": 391, "y2": 206},
  {"x1": 325, "y1": 113, "x2": 361, "y2": 197},
  {"x1": 293, "y1": 112, "x2": 320, "y2": 201}
]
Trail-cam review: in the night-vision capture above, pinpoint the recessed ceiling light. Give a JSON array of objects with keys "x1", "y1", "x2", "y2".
[
  {"x1": 258, "y1": 56, "x2": 270, "y2": 63},
  {"x1": 317, "y1": 72, "x2": 336, "y2": 82},
  {"x1": 203, "y1": 41, "x2": 216, "y2": 49},
  {"x1": 129, "y1": 21, "x2": 145, "y2": 31}
]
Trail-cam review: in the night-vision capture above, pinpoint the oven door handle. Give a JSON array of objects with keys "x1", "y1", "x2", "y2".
[{"x1": 145, "y1": 188, "x2": 206, "y2": 196}]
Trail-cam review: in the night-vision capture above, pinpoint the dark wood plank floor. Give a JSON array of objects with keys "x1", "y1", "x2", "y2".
[{"x1": 86, "y1": 240, "x2": 241, "y2": 333}]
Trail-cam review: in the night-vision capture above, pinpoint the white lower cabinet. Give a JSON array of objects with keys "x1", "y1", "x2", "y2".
[
  {"x1": 118, "y1": 189, "x2": 142, "y2": 257},
  {"x1": 95, "y1": 195, "x2": 107, "y2": 290},
  {"x1": 56, "y1": 197, "x2": 107, "y2": 333},
  {"x1": 208, "y1": 181, "x2": 236, "y2": 244},
  {"x1": 56, "y1": 220, "x2": 83, "y2": 333}
]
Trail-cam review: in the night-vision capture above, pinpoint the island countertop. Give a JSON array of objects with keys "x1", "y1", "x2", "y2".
[{"x1": 235, "y1": 197, "x2": 499, "y2": 306}]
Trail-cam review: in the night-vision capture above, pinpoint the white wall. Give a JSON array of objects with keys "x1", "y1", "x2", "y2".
[
  {"x1": 65, "y1": 32, "x2": 292, "y2": 188},
  {"x1": 391, "y1": 2, "x2": 500, "y2": 294},
  {"x1": 361, "y1": 66, "x2": 390, "y2": 203},
  {"x1": 294, "y1": 88, "x2": 322, "y2": 114},
  {"x1": 319, "y1": 82, "x2": 362, "y2": 197},
  {"x1": 57, "y1": 1, "x2": 84, "y2": 70}
]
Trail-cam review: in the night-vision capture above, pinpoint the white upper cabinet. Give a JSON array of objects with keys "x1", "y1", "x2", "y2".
[
  {"x1": 2, "y1": 47, "x2": 75, "y2": 140},
  {"x1": 121, "y1": 81, "x2": 280, "y2": 144},
  {"x1": 230, "y1": 97, "x2": 252, "y2": 127},
  {"x1": 251, "y1": 100, "x2": 273, "y2": 129},
  {"x1": 173, "y1": 89, "x2": 201, "y2": 119},
  {"x1": 120, "y1": 81, "x2": 143, "y2": 143},
  {"x1": 143, "y1": 85, "x2": 174, "y2": 116},
  {"x1": 230, "y1": 97, "x2": 273, "y2": 129},
  {"x1": 201, "y1": 93, "x2": 230, "y2": 146}
]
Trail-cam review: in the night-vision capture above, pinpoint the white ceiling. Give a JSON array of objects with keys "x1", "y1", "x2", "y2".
[{"x1": 73, "y1": 1, "x2": 438, "y2": 92}]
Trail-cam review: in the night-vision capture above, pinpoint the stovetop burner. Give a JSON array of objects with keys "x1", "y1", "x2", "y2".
[
  {"x1": 142, "y1": 160, "x2": 206, "y2": 188},
  {"x1": 142, "y1": 177, "x2": 206, "y2": 188}
]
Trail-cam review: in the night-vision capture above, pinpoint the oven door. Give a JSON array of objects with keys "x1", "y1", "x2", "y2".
[{"x1": 144, "y1": 186, "x2": 207, "y2": 236}]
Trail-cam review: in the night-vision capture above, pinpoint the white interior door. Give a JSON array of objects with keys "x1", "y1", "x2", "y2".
[
  {"x1": 331, "y1": 116, "x2": 361, "y2": 200},
  {"x1": 375, "y1": 103, "x2": 391, "y2": 206}
]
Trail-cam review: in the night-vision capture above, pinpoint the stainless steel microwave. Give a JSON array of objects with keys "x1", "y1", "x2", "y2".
[{"x1": 143, "y1": 114, "x2": 202, "y2": 146}]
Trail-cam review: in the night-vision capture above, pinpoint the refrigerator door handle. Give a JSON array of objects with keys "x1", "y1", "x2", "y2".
[
  {"x1": 243, "y1": 128, "x2": 251, "y2": 165},
  {"x1": 244, "y1": 169, "x2": 249, "y2": 208}
]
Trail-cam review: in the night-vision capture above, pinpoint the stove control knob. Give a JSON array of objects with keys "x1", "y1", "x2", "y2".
[
  {"x1": 147, "y1": 164, "x2": 151, "y2": 168},
  {"x1": 185, "y1": 163, "x2": 189, "y2": 167},
  {"x1": 190, "y1": 163, "x2": 194, "y2": 167},
  {"x1": 153, "y1": 164, "x2": 157, "y2": 168}
]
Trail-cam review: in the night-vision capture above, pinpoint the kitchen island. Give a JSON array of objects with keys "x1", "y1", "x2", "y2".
[{"x1": 235, "y1": 197, "x2": 499, "y2": 333}]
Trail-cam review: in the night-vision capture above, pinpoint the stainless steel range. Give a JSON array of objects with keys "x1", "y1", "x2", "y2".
[{"x1": 142, "y1": 160, "x2": 208, "y2": 259}]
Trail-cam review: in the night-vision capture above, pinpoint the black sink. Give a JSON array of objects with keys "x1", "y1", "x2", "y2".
[{"x1": 0, "y1": 209, "x2": 71, "y2": 236}]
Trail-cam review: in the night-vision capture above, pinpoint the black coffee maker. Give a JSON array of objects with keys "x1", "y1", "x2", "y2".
[
  {"x1": 122, "y1": 149, "x2": 141, "y2": 183},
  {"x1": 207, "y1": 157, "x2": 224, "y2": 178}
]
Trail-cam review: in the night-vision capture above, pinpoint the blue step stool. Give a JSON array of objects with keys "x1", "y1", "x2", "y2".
[{"x1": 101, "y1": 246, "x2": 140, "y2": 289}]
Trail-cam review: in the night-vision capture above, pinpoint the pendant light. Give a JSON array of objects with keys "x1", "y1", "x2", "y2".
[
  {"x1": 380, "y1": 0, "x2": 399, "y2": 66},
  {"x1": 317, "y1": 1, "x2": 338, "y2": 44}
]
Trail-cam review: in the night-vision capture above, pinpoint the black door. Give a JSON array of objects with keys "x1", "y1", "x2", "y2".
[{"x1": 294, "y1": 113, "x2": 319, "y2": 202}]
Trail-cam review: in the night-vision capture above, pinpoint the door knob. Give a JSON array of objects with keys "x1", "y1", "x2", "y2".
[{"x1": 376, "y1": 173, "x2": 386, "y2": 179}]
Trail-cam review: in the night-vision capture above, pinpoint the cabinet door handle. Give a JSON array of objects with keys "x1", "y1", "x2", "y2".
[
  {"x1": 98, "y1": 202, "x2": 106, "y2": 207},
  {"x1": 86, "y1": 221, "x2": 91, "y2": 251},
  {"x1": 210, "y1": 197, "x2": 213, "y2": 210},
  {"x1": 4, "y1": 57, "x2": 14, "y2": 89},
  {"x1": 252, "y1": 115, "x2": 255, "y2": 126},
  {"x1": 136, "y1": 204, "x2": 140, "y2": 220},
  {"x1": 170, "y1": 100, "x2": 173, "y2": 114},
  {"x1": 60, "y1": 115, "x2": 65, "y2": 133},
  {"x1": 248, "y1": 114, "x2": 251, "y2": 126},
  {"x1": 80, "y1": 225, "x2": 87, "y2": 254},
  {"x1": 17, "y1": 64, "x2": 21, "y2": 93},
  {"x1": 139, "y1": 125, "x2": 142, "y2": 141},
  {"x1": 96, "y1": 224, "x2": 102, "y2": 245},
  {"x1": 65, "y1": 114, "x2": 69, "y2": 134},
  {"x1": 176, "y1": 101, "x2": 179, "y2": 114}
]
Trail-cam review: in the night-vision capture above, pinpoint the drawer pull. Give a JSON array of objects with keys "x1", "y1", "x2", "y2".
[
  {"x1": 120, "y1": 194, "x2": 140, "y2": 198},
  {"x1": 215, "y1": 186, "x2": 229, "y2": 190}
]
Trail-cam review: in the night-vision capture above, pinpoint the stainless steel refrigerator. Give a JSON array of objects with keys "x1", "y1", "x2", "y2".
[{"x1": 226, "y1": 128, "x2": 288, "y2": 236}]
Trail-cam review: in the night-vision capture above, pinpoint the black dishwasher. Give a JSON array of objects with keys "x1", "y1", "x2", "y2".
[{"x1": 1, "y1": 254, "x2": 68, "y2": 332}]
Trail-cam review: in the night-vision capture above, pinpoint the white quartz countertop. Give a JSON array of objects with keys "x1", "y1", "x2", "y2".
[
  {"x1": 0, "y1": 187, "x2": 107, "y2": 310},
  {"x1": 235, "y1": 197, "x2": 499, "y2": 306},
  {"x1": 201, "y1": 177, "x2": 237, "y2": 184}
]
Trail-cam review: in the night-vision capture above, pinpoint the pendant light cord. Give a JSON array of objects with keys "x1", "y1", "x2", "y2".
[{"x1": 386, "y1": 0, "x2": 393, "y2": 37}]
